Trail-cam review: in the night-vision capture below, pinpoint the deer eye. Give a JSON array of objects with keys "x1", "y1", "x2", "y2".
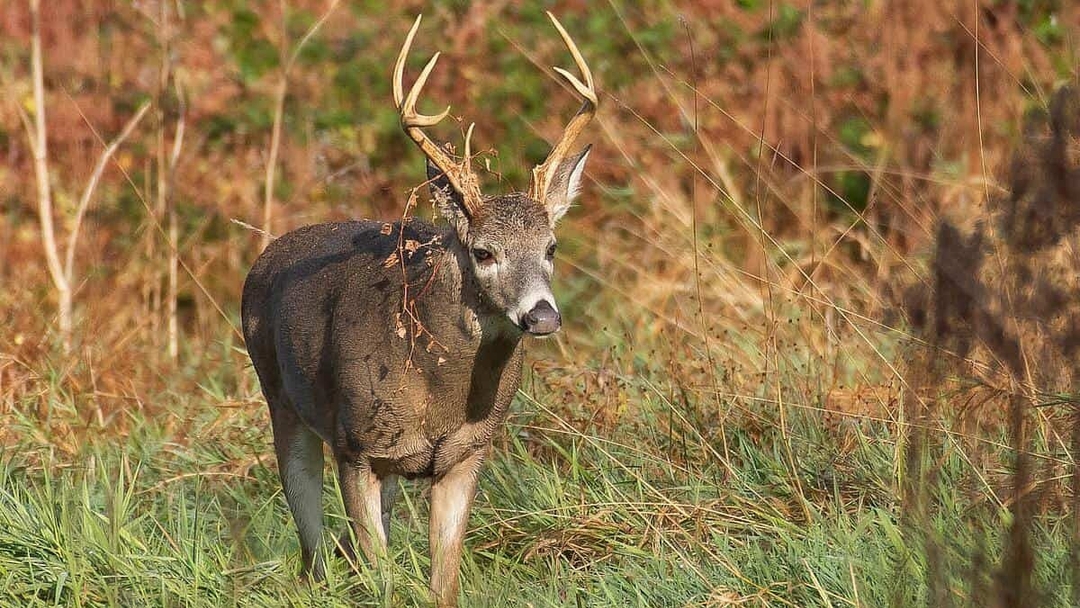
[
  {"x1": 472, "y1": 248, "x2": 493, "y2": 263},
  {"x1": 546, "y1": 243, "x2": 557, "y2": 259}
]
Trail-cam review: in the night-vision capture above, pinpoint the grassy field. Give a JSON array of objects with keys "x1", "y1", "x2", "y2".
[
  {"x1": 2, "y1": 1, "x2": 1079, "y2": 606},
  {"x1": 3, "y1": 324, "x2": 1072, "y2": 608},
  {"x1": 1, "y1": 327, "x2": 1076, "y2": 606}
]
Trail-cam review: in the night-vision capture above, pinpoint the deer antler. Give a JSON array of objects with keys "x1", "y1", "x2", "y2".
[
  {"x1": 528, "y1": 12, "x2": 598, "y2": 203},
  {"x1": 393, "y1": 15, "x2": 482, "y2": 215}
]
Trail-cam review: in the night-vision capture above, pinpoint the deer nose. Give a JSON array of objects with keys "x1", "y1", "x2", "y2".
[{"x1": 522, "y1": 301, "x2": 561, "y2": 335}]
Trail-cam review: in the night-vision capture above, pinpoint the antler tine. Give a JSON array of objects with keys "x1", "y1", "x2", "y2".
[
  {"x1": 529, "y1": 12, "x2": 598, "y2": 202},
  {"x1": 463, "y1": 122, "x2": 475, "y2": 160},
  {"x1": 402, "y1": 52, "x2": 451, "y2": 127},
  {"x1": 547, "y1": 14, "x2": 597, "y2": 105},
  {"x1": 392, "y1": 15, "x2": 421, "y2": 108},
  {"x1": 393, "y1": 15, "x2": 480, "y2": 207}
]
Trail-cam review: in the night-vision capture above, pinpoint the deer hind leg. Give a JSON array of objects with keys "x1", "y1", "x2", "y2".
[
  {"x1": 270, "y1": 404, "x2": 326, "y2": 581},
  {"x1": 337, "y1": 457, "x2": 388, "y2": 567},
  {"x1": 429, "y1": 453, "x2": 484, "y2": 608}
]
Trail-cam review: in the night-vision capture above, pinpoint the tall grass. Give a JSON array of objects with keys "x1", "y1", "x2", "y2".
[{"x1": 4, "y1": 354, "x2": 1072, "y2": 607}]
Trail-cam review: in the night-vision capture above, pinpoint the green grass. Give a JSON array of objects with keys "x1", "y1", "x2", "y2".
[{"x1": 0, "y1": 347, "x2": 1072, "y2": 608}]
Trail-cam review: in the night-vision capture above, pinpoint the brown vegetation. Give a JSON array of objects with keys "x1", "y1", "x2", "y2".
[{"x1": 903, "y1": 84, "x2": 1080, "y2": 607}]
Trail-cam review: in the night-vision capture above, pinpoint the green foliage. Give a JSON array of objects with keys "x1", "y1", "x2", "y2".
[
  {"x1": 1032, "y1": 14, "x2": 1063, "y2": 46},
  {"x1": 1016, "y1": 0, "x2": 1066, "y2": 45},
  {"x1": 823, "y1": 116, "x2": 878, "y2": 214},
  {"x1": 227, "y1": 8, "x2": 280, "y2": 82},
  {"x1": 829, "y1": 65, "x2": 865, "y2": 89},
  {"x1": 831, "y1": 171, "x2": 871, "y2": 214},
  {"x1": 758, "y1": 4, "x2": 804, "y2": 41}
]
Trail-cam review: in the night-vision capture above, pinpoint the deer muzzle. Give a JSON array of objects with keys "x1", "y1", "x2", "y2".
[{"x1": 522, "y1": 300, "x2": 561, "y2": 336}]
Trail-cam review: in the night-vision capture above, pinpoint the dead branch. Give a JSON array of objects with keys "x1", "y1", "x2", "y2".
[
  {"x1": 260, "y1": 0, "x2": 342, "y2": 251},
  {"x1": 64, "y1": 102, "x2": 152, "y2": 284},
  {"x1": 25, "y1": 0, "x2": 69, "y2": 332}
]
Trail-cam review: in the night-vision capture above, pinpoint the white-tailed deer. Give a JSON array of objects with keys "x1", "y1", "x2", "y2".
[{"x1": 241, "y1": 13, "x2": 596, "y2": 607}]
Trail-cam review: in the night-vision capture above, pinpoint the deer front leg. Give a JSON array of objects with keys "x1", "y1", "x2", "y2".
[
  {"x1": 381, "y1": 474, "x2": 400, "y2": 544},
  {"x1": 429, "y1": 453, "x2": 484, "y2": 607},
  {"x1": 337, "y1": 457, "x2": 387, "y2": 567}
]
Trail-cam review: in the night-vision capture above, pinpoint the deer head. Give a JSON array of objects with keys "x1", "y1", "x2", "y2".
[{"x1": 392, "y1": 13, "x2": 596, "y2": 336}]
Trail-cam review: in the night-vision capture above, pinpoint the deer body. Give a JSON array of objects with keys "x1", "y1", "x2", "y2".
[
  {"x1": 241, "y1": 13, "x2": 596, "y2": 607},
  {"x1": 241, "y1": 218, "x2": 525, "y2": 603},
  {"x1": 243, "y1": 219, "x2": 524, "y2": 477}
]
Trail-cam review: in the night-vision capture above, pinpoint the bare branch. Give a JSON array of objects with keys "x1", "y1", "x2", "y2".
[
  {"x1": 261, "y1": 0, "x2": 341, "y2": 250},
  {"x1": 262, "y1": 76, "x2": 287, "y2": 251},
  {"x1": 286, "y1": 0, "x2": 342, "y2": 72},
  {"x1": 27, "y1": 0, "x2": 67, "y2": 296},
  {"x1": 64, "y1": 102, "x2": 151, "y2": 283},
  {"x1": 157, "y1": 0, "x2": 179, "y2": 361},
  {"x1": 169, "y1": 76, "x2": 186, "y2": 170},
  {"x1": 231, "y1": 218, "x2": 276, "y2": 240},
  {"x1": 14, "y1": 101, "x2": 36, "y2": 157}
]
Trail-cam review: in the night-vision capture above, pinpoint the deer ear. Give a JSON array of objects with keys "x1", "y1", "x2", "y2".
[
  {"x1": 543, "y1": 145, "x2": 591, "y2": 227},
  {"x1": 427, "y1": 158, "x2": 471, "y2": 225}
]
